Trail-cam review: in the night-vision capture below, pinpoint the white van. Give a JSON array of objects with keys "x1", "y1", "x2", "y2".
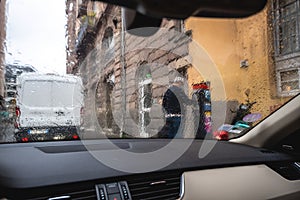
[{"x1": 15, "y1": 73, "x2": 84, "y2": 142}]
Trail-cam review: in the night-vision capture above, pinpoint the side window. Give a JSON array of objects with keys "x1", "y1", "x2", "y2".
[{"x1": 272, "y1": 0, "x2": 300, "y2": 96}]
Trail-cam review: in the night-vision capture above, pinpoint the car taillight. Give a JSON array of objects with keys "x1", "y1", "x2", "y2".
[
  {"x1": 15, "y1": 107, "x2": 21, "y2": 117},
  {"x1": 213, "y1": 130, "x2": 229, "y2": 141},
  {"x1": 72, "y1": 134, "x2": 79, "y2": 140}
]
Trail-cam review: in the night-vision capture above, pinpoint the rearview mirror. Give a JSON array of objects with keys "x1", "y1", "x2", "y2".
[
  {"x1": 102, "y1": 0, "x2": 267, "y2": 36},
  {"x1": 97, "y1": 0, "x2": 267, "y2": 19}
]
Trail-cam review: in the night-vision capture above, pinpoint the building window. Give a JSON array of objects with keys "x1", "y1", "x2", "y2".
[
  {"x1": 101, "y1": 27, "x2": 114, "y2": 64},
  {"x1": 136, "y1": 63, "x2": 152, "y2": 137},
  {"x1": 273, "y1": 0, "x2": 300, "y2": 56},
  {"x1": 101, "y1": 27, "x2": 114, "y2": 50},
  {"x1": 272, "y1": 0, "x2": 300, "y2": 96},
  {"x1": 278, "y1": 68, "x2": 300, "y2": 93},
  {"x1": 177, "y1": 67, "x2": 188, "y2": 93}
]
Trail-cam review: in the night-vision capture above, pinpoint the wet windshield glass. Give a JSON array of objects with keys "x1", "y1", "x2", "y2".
[{"x1": 0, "y1": 0, "x2": 299, "y2": 143}]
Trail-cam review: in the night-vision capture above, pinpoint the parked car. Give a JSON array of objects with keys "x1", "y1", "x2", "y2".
[{"x1": 14, "y1": 73, "x2": 84, "y2": 142}]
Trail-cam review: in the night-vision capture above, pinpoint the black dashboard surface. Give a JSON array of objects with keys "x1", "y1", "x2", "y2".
[{"x1": 0, "y1": 139, "x2": 296, "y2": 190}]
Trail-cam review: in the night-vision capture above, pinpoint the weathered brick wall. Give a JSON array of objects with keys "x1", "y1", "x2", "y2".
[
  {"x1": 66, "y1": 0, "x2": 78, "y2": 74},
  {"x1": 121, "y1": 35, "x2": 190, "y2": 137},
  {"x1": 71, "y1": 2, "x2": 191, "y2": 137}
]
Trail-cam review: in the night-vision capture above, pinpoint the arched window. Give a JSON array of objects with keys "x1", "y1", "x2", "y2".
[
  {"x1": 101, "y1": 27, "x2": 114, "y2": 64},
  {"x1": 101, "y1": 27, "x2": 114, "y2": 50},
  {"x1": 136, "y1": 63, "x2": 152, "y2": 137}
]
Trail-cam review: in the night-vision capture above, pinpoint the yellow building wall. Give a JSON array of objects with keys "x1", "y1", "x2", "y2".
[{"x1": 185, "y1": 8, "x2": 290, "y2": 120}]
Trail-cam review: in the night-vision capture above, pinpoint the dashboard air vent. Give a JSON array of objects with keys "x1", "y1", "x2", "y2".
[
  {"x1": 17, "y1": 186, "x2": 97, "y2": 200},
  {"x1": 127, "y1": 171, "x2": 181, "y2": 200},
  {"x1": 63, "y1": 188, "x2": 97, "y2": 200}
]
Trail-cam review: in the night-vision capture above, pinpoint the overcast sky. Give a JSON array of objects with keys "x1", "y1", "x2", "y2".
[{"x1": 6, "y1": 0, "x2": 66, "y2": 74}]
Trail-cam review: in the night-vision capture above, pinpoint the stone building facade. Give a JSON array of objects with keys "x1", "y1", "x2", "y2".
[
  {"x1": 0, "y1": 0, "x2": 7, "y2": 97},
  {"x1": 66, "y1": 0, "x2": 79, "y2": 74},
  {"x1": 66, "y1": 1, "x2": 192, "y2": 138}
]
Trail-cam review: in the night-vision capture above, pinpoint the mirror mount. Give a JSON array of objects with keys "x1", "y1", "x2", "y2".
[{"x1": 122, "y1": 8, "x2": 162, "y2": 37}]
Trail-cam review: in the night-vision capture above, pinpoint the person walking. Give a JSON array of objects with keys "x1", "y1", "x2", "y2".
[{"x1": 162, "y1": 77, "x2": 193, "y2": 138}]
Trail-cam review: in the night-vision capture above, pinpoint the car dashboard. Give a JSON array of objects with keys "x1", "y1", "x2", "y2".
[
  {"x1": 0, "y1": 139, "x2": 300, "y2": 200},
  {"x1": 0, "y1": 139, "x2": 299, "y2": 200}
]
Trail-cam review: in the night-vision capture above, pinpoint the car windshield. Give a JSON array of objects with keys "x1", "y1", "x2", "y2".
[{"x1": 0, "y1": 0, "x2": 299, "y2": 143}]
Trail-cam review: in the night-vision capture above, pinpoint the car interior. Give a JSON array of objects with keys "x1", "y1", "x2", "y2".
[{"x1": 0, "y1": 0, "x2": 300, "y2": 200}]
